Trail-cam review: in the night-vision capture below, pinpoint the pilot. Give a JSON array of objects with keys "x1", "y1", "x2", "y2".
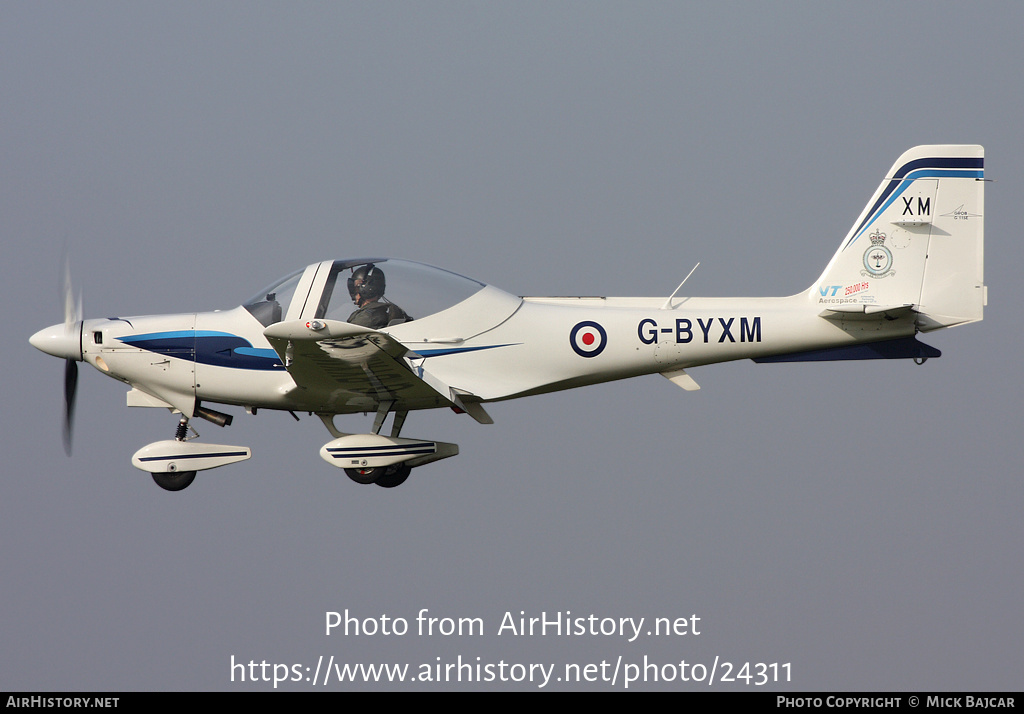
[{"x1": 346, "y1": 264, "x2": 410, "y2": 329}]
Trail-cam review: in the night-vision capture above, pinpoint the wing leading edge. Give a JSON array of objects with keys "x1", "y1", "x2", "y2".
[{"x1": 263, "y1": 319, "x2": 491, "y2": 420}]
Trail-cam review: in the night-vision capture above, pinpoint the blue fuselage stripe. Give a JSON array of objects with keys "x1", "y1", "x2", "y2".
[
  {"x1": 416, "y1": 344, "x2": 514, "y2": 357},
  {"x1": 118, "y1": 331, "x2": 284, "y2": 370},
  {"x1": 119, "y1": 330, "x2": 513, "y2": 370}
]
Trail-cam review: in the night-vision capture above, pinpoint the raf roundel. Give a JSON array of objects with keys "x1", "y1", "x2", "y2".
[{"x1": 569, "y1": 321, "x2": 607, "y2": 358}]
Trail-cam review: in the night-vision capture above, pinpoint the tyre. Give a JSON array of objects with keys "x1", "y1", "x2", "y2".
[
  {"x1": 375, "y1": 463, "x2": 411, "y2": 488},
  {"x1": 152, "y1": 470, "x2": 197, "y2": 492}
]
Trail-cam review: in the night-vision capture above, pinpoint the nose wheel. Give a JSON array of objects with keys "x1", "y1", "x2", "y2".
[
  {"x1": 133, "y1": 415, "x2": 251, "y2": 492},
  {"x1": 152, "y1": 470, "x2": 197, "y2": 492},
  {"x1": 149, "y1": 417, "x2": 198, "y2": 491}
]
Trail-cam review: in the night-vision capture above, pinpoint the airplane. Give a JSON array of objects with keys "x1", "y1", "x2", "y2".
[{"x1": 30, "y1": 144, "x2": 985, "y2": 491}]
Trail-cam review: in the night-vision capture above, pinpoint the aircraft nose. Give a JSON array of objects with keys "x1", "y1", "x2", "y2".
[{"x1": 30, "y1": 323, "x2": 82, "y2": 361}]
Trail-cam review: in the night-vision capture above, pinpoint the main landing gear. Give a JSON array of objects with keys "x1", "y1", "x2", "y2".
[{"x1": 319, "y1": 407, "x2": 457, "y2": 489}]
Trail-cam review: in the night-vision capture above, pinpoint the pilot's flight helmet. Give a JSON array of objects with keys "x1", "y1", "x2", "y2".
[{"x1": 348, "y1": 264, "x2": 386, "y2": 303}]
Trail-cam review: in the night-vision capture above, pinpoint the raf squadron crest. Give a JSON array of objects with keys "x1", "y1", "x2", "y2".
[{"x1": 862, "y1": 230, "x2": 895, "y2": 278}]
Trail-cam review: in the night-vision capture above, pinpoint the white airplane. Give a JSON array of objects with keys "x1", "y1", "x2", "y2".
[{"x1": 31, "y1": 145, "x2": 985, "y2": 491}]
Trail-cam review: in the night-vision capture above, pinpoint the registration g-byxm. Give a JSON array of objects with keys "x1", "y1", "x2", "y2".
[{"x1": 31, "y1": 145, "x2": 986, "y2": 491}]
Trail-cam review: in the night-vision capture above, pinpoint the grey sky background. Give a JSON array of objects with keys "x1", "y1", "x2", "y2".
[{"x1": 3, "y1": 2, "x2": 1021, "y2": 691}]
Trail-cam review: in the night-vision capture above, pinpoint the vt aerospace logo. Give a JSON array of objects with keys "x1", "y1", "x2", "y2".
[{"x1": 569, "y1": 321, "x2": 607, "y2": 357}]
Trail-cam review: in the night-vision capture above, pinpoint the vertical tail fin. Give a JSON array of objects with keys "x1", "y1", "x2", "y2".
[{"x1": 812, "y1": 145, "x2": 985, "y2": 330}]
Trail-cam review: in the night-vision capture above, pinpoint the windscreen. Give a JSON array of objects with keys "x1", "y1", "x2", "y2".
[{"x1": 242, "y1": 269, "x2": 303, "y2": 327}]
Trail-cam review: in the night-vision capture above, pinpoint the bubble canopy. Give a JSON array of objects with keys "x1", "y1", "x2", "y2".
[{"x1": 243, "y1": 259, "x2": 486, "y2": 328}]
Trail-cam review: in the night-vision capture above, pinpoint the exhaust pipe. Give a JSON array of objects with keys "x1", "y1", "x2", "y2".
[{"x1": 195, "y1": 405, "x2": 233, "y2": 427}]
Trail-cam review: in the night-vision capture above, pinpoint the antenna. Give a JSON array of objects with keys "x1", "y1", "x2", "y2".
[{"x1": 660, "y1": 262, "x2": 700, "y2": 310}]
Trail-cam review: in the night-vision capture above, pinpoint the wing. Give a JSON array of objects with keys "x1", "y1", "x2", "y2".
[{"x1": 263, "y1": 319, "x2": 488, "y2": 417}]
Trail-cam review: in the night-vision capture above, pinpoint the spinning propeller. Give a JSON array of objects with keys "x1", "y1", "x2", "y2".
[
  {"x1": 61, "y1": 260, "x2": 82, "y2": 454},
  {"x1": 30, "y1": 257, "x2": 84, "y2": 455}
]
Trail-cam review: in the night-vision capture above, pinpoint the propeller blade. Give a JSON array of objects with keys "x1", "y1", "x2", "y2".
[
  {"x1": 62, "y1": 254, "x2": 82, "y2": 333},
  {"x1": 57, "y1": 250, "x2": 83, "y2": 455},
  {"x1": 62, "y1": 358, "x2": 78, "y2": 456}
]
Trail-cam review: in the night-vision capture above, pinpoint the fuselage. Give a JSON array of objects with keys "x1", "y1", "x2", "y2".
[{"x1": 32, "y1": 258, "x2": 916, "y2": 419}]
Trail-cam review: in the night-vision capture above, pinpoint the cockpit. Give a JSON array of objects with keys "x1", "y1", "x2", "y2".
[{"x1": 243, "y1": 259, "x2": 488, "y2": 329}]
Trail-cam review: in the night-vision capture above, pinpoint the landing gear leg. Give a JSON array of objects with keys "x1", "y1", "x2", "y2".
[
  {"x1": 390, "y1": 411, "x2": 408, "y2": 438},
  {"x1": 329, "y1": 409, "x2": 416, "y2": 487}
]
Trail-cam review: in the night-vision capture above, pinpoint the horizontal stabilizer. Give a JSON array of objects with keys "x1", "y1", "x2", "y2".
[
  {"x1": 819, "y1": 304, "x2": 914, "y2": 317},
  {"x1": 753, "y1": 336, "x2": 940, "y2": 363}
]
